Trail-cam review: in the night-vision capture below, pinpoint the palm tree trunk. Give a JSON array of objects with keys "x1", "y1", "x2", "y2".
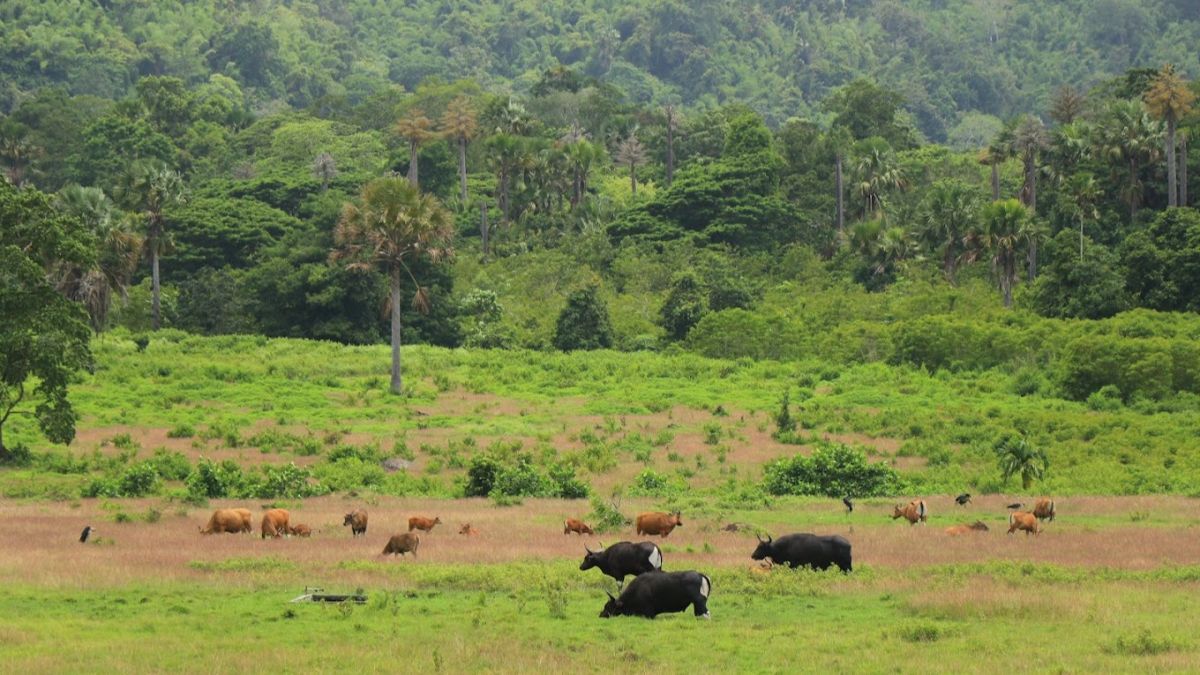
[
  {"x1": 389, "y1": 270, "x2": 403, "y2": 395},
  {"x1": 150, "y1": 239, "x2": 161, "y2": 331},
  {"x1": 458, "y1": 137, "x2": 468, "y2": 205},
  {"x1": 1080, "y1": 218, "x2": 1085, "y2": 261},
  {"x1": 1180, "y1": 134, "x2": 1189, "y2": 207},
  {"x1": 629, "y1": 163, "x2": 637, "y2": 195},
  {"x1": 407, "y1": 141, "x2": 419, "y2": 188},
  {"x1": 480, "y1": 201, "x2": 489, "y2": 257},
  {"x1": 1129, "y1": 158, "x2": 1139, "y2": 220},
  {"x1": 835, "y1": 154, "x2": 844, "y2": 236},
  {"x1": 666, "y1": 118, "x2": 675, "y2": 188},
  {"x1": 1167, "y1": 119, "x2": 1177, "y2": 207},
  {"x1": 1002, "y1": 260, "x2": 1014, "y2": 308},
  {"x1": 991, "y1": 163, "x2": 1000, "y2": 201}
]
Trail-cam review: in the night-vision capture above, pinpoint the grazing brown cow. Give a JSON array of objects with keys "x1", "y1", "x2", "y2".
[
  {"x1": 458, "y1": 523, "x2": 478, "y2": 536},
  {"x1": 636, "y1": 511, "x2": 683, "y2": 537},
  {"x1": 261, "y1": 509, "x2": 290, "y2": 539},
  {"x1": 232, "y1": 508, "x2": 253, "y2": 533},
  {"x1": 892, "y1": 499, "x2": 928, "y2": 525},
  {"x1": 408, "y1": 516, "x2": 441, "y2": 533},
  {"x1": 1008, "y1": 511, "x2": 1041, "y2": 536},
  {"x1": 200, "y1": 509, "x2": 250, "y2": 535},
  {"x1": 343, "y1": 509, "x2": 368, "y2": 537},
  {"x1": 564, "y1": 518, "x2": 594, "y2": 535},
  {"x1": 288, "y1": 524, "x2": 312, "y2": 537},
  {"x1": 945, "y1": 521, "x2": 989, "y2": 536},
  {"x1": 1033, "y1": 497, "x2": 1056, "y2": 522},
  {"x1": 382, "y1": 532, "x2": 420, "y2": 557}
]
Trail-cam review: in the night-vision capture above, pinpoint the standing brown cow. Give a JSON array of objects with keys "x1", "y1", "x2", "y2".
[
  {"x1": 1008, "y1": 511, "x2": 1041, "y2": 535},
  {"x1": 343, "y1": 509, "x2": 368, "y2": 537},
  {"x1": 636, "y1": 511, "x2": 683, "y2": 537},
  {"x1": 458, "y1": 523, "x2": 479, "y2": 536},
  {"x1": 408, "y1": 516, "x2": 441, "y2": 533},
  {"x1": 945, "y1": 521, "x2": 989, "y2": 536},
  {"x1": 564, "y1": 518, "x2": 594, "y2": 535},
  {"x1": 892, "y1": 499, "x2": 928, "y2": 525},
  {"x1": 1033, "y1": 497, "x2": 1056, "y2": 522},
  {"x1": 200, "y1": 509, "x2": 248, "y2": 535},
  {"x1": 261, "y1": 509, "x2": 290, "y2": 539},
  {"x1": 382, "y1": 532, "x2": 420, "y2": 557}
]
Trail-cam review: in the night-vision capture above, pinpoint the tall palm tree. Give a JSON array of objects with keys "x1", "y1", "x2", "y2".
[
  {"x1": 917, "y1": 180, "x2": 981, "y2": 285},
  {"x1": 116, "y1": 160, "x2": 186, "y2": 331},
  {"x1": 332, "y1": 178, "x2": 454, "y2": 394},
  {"x1": 1144, "y1": 64, "x2": 1195, "y2": 207},
  {"x1": 974, "y1": 199, "x2": 1030, "y2": 308},
  {"x1": 995, "y1": 435, "x2": 1048, "y2": 490},
  {"x1": 1099, "y1": 100, "x2": 1163, "y2": 221},
  {"x1": 565, "y1": 140, "x2": 603, "y2": 209},
  {"x1": 440, "y1": 96, "x2": 478, "y2": 206},
  {"x1": 54, "y1": 185, "x2": 143, "y2": 331},
  {"x1": 0, "y1": 135, "x2": 40, "y2": 187},
  {"x1": 827, "y1": 126, "x2": 853, "y2": 237},
  {"x1": 1012, "y1": 115, "x2": 1049, "y2": 280},
  {"x1": 615, "y1": 133, "x2": 646, "y2": 195},
  {"x1": 852, "y1": 141, "x2": 907, "y2": 218},
  {"x1": 485, "y1": 133, "x2": 522, "y2": 223},
  {"x1": 1064, "y1": 173, "x2": 1102, "y2": 261},
  {"x1": 394, "y1": 109, "x2": 437, "y2": 189}
]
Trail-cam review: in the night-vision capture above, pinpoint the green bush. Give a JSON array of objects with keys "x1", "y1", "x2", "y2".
[
  {"x1": 628, "y1": 468, "x2": 686, "y2": 497},
  {"x1": 464, "y1": 455, "x2": 501, "y2": 497},
  {"x1": 763, "y1": 442, "x2": 901, "y2": 497},
  {"x1": 552, "y1": 286, "x2": 614, "y2": 351},
  {"x1": 253, "y1": 463, "x2": 324, "y2": 499},
  {"x1": 185, "y1": 458, "x2": 245, "y2": 499},
  {"x1": 547, "y1": 462, "x2": 589, "y2": 499},
  {"x1": 150, "y1": 449, "x2": 192, "y2": 481},
  {"x1": 586, "y1": 496, "x2": 631, "y2": 533},
  {"x1": 166, "y1": 424, "x2": 196, "y2": 439},
  {"x1": 491, "y1": 455, "x2": 550, "y2": 497}
]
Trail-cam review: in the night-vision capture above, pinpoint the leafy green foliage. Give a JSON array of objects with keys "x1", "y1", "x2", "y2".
[
  {"x1": 994, "y1": 434, "x2": 1049, "y2": 490},
  {"x1": 552, "y1": 286, "x2": 613, "y2": 351},
  {"x1": 763, "y1": 443, "x2": 901, "y2": 497}
]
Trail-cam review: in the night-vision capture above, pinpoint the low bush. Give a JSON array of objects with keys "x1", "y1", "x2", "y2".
[{"x1": 763, "y1": 442, "x2": 902, "y2": 497}]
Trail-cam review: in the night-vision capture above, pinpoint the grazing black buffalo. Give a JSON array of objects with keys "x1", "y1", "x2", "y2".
[
  {"x1": 600, "y1": 570, "x2": 712, "y2": 619},
  {"x1": 580, "y1": 541, "x2": 663, "y2": 587},
  {"x1": 750, "y1": 533, "x2": 852, "y2": 573}
]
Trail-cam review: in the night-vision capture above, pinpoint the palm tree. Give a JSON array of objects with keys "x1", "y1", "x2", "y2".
[
  {"x1": 917, "y1": 180, "x2": 980, "y2": 285},
  {"x1": 485, "y1": 133, "x2": 522, "y2": 223},
  {"x1": 312, "y1": 152, "x2": 337, "y2": 192},
  {"x1": 394, "y1": 109, "x2": 437, "y2": 189},
  {"x1": 827, "y1": 126, "x2": 853, "y2": 237},
  {"x1": 440, "y1": 96, "x2": 478, "y2": 206},
  {"x1": 995, "y1": 435, "x2": 1048, "y2": 490},
  {"x1": 565, "y1": 140, "x2": 603, "y2": 209},
  {"x1": 615, "y1": 133, "x2": 646, "y2": 195},
  {"x1": 117, "y1": 160, "x2": 186, "y2": 331},
  {"x1": 332, "y1": 178, "x2": 454, "y2": 394},
  {"x1": 1012, "y1": 115, "x2": 1049, "y2": 280},
  {"x1": 0, "y1": 135, "x2": 40, "y2": 187},
  {"x1": 54, "y1": 185, "x2": 143, "y2": 331},
  {"x1": 974, "y1": 199, "x2": 1029, "y2": 308},
  {"x1": 1099, "y1": 100, "x2": 1163, "y2": 221},
  {"x1": 1144, "y1": 64, "x2": 1195, "y2": 207},
  {"x1": 1064, "y1": 173, "x2": 1102, "y2": 261},
  {"x1": 852, "y1": 140, "x2": 907, "y2": 218}
]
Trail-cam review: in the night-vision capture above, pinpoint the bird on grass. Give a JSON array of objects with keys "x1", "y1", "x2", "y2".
[
  {"x1": 842, "y1": 496, "x2": 854, "y2": 513},
  {"x1": 79, "y1": 525, "x2": 94, "y2": 543},
  {"x1": 955, "y1": 493, "x2": 972, "y2": 506}
]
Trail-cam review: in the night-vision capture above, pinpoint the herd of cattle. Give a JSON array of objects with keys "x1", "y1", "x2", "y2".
[{"x1": 188, "y1": 497, "x2": 1058, "y2": 619}]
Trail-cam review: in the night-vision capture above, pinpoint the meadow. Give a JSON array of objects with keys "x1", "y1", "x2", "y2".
[{"x1": 2, "y1": 334, "x2": 1200, "y2": 673}]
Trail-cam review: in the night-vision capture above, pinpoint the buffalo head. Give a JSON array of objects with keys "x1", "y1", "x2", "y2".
[
  {"x1": 599, "y1": 590, "x2": 623, "y2": 618},
  {"x1": 579, "y1": 545, "x2": 602, "y2": 571},
  {"x1": 750, "y1": 533, "x2": 774, "y2": 561}
]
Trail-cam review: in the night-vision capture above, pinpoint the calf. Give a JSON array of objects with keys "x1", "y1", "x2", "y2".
[
  {"x1": 408, "y1": 516, "x2": 441, "y2": 533},
  {"x1": 343, "y1": 509, "x2": 368, "y2": 537},
  {"x1": 892, "y1": 499, "x2": 927, "y2": 525},
  {"x1": 599, "y1": 570, "x2": 712, "y2": 620},
  {"x1": 458, "y1": 523, "x2": 478, "y2": 536},
  {"x1": 564, "y1": 518, "x2": 594, "y2": 535},
  {"x1": 635, "y1": 511, "x2": 683, "y2": 537},
  {"x1": 579, "y1": 541, "x2": 663, "y2": 587},
  {"x1": 945, "y1": 521, "x2": 989, "y2": 536},
  {"x1": 1007, "y1": 511, "x2": 1041, "y2": 536},
  {"x1": 750, "y1": 533, "x2": 852, "y2": 572},
  {"x1": 382, "y1": 532, "x2": 421, "y2": 556},
  {"x1": 1033, "y1": 497, "x2": 1056, "y2": 522},
  {"x1": 288, "y1": 523, "x2": 312, "y2": 537}
]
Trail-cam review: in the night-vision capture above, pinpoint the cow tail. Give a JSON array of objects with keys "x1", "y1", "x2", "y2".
[
  {"x1": 918, "y1": 500, "x2": 927, "y2": 521},
  {"x1": 1008, "y1": 512, "x2": 1016, "y2": 526},
  {"x1": 1050, "y1": 500, "x2": 1056, "y2": 521}
]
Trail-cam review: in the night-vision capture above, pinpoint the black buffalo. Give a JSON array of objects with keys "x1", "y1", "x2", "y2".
[
  {"x1": 600, "y1": 570, "x2": 712, "y2": 619},
  {"x1": 750, "y1": 533, "x2": 852, "y2": 572},
  {"x1": 580, "y1": 541, "x2": 663, "y2": 587}
]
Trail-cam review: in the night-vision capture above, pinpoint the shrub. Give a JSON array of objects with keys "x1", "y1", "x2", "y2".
[
  {"x1": 552, "y1": 286, "x2": 614, "y2": 351},
  {"x1": 185, "y1": 458, "x2": 245, "y2": 499},
  {"x1": 628, "y1": 468, "x2": 685, "y2": 497},
  {"x1": 149, "y1": 449, "x2": 192, "y2": 481},
  {"x1": 491, "y1": 455, "x2": 549, "y2": 497},
  {"x1": 464, "y1": 455, "x2": 501, "y2": 497},
  {"x1": 166, "y1": 424, "x2": 196, "y2": 439},
  {"x1": 659, "y1": 271, "x2": 708, "y2": 340},
  {"x1": 586, "y1": 496, "x2": 631, "y2": 533},
  {"x1": 253, "y1": 463, "x2": 324, "y2": 499},
  {"x1": 762, "y1": 442, "x2": 901, "y2": 497},
  {"x1": 774, "y1": 390, "x2": 796, "y2": 436},
  {"x1": 1087, "y1": 385, "x2": 1124, "y2": 411},
  {"x1": 547, "y1": 462, "x2": 590, "y2": 499}
]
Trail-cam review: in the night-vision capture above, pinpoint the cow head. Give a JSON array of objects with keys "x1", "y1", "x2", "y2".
[
  {"x1": 343, "y1": 513, "x2": 355, "y2": 526},
  {"x1": 599, "y1": 591, "x2": 623, "y2": 618},
  {"x1": 434, "y1": 516, "x2": 442, "y2": 525},
  {"x1": 672, "y1": 511, "x2": 683, "y2": 527},
  {"x1": 750, "y1": 533, "x2": 773, "y2": 561},
  {"x1": 579, "y1": 545, "x2": 603, "y2": 571},
  {"x1": 970, "y1": 521, "x2": 989, "y2": 531},
  {"x1": 891, "y1": 505, "x2": 904, "y2": 519}
]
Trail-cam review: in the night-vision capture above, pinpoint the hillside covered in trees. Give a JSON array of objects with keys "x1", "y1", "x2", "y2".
[{"x1": 4, "y1": 0, "x2": 1200, "y2": 464}]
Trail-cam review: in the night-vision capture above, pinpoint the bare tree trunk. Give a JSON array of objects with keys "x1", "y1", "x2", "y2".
[
  {"x1": 665, "y1": 106, "x2": 676, "y2": 188},
  {"x1": 390, "y1": 271, "x2": 403, "y2": 395},
  {"x1": 991, "y1": 163, "x2": 1000, "y2": 201},
  {"x1": 1181, "y1": 134, "x2": 1189, "y2": 207},
  {"x1": 407, "y1": 141, "x2": 419, "y2": 188},
  {"x1": 1167, "y1": 119, "x2": 1177, "y2": 207},
  {"x1": 630, "y1": 163, "x2": 637, "y2": 195},
  {"x1": 150, "y1": 239, "x2": 161, "y2": 331},
  {"x1": 1130, "y1": 158, "x2": 1139, "y2": 221},
  {"x1": 458, "y1": 137, "x2": 468, "y2": 205},
  {"x1": 835, "y1": 154, "x2": 844, "y2": 236}
]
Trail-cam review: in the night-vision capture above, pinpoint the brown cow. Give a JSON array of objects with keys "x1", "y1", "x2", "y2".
[
  {"x1": 563, "y1": 518, "x2": 594, "y2": 535},
  {"x1": 288, "y1": 524, "x2": 312, "y2": 537},
  {"x1": 636, "y1": 511, "x2": 683, "y2": 537},
  {"x1": 408, "y1": 516, "x2": 441, "y2": 533},
  {"x1": 200, "y1": 509, "x2": 248, "y2": 535},
  {"x1": 1008, "y1": 511, "x2": 1041, "y2": 536},
  {"x1": 892, "y1": 499, "x2": 928, "y2": 525},
  {"x1": 232, "y1": 508, "x2": 253, "y2": 533},
  {"x1": 1033, "y1": 497, "x2": 1056, "y2": 522},
  {"x1": 945, "y1": 521, "x2": 989, "y2": 536},
  {"x1": 343, "y1": 509, "x2": 368, "y2": 537},
  {"x1": 458, "y1": 523, "x2": 479, "y2": 536},
  {"x1": 382, "y1": 532, "x2": 420, "y2": 557},
  {"x1": 261, "y1": 509, "x2": 290, "y2": 539}
]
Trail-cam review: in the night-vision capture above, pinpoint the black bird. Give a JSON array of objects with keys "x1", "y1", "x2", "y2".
[
  {"x1": 955, "y1": 493, "x2": 972, "y2": 506},
  {"x1": 842, "y1": 496, "x2": 854, "y2": 513},
  {"x1": 1006, "y1": 502, "x2": 1023, "y2": 510},
  {"x1": 79, "y1": 525, "x2": 94, "y2": 543}
]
